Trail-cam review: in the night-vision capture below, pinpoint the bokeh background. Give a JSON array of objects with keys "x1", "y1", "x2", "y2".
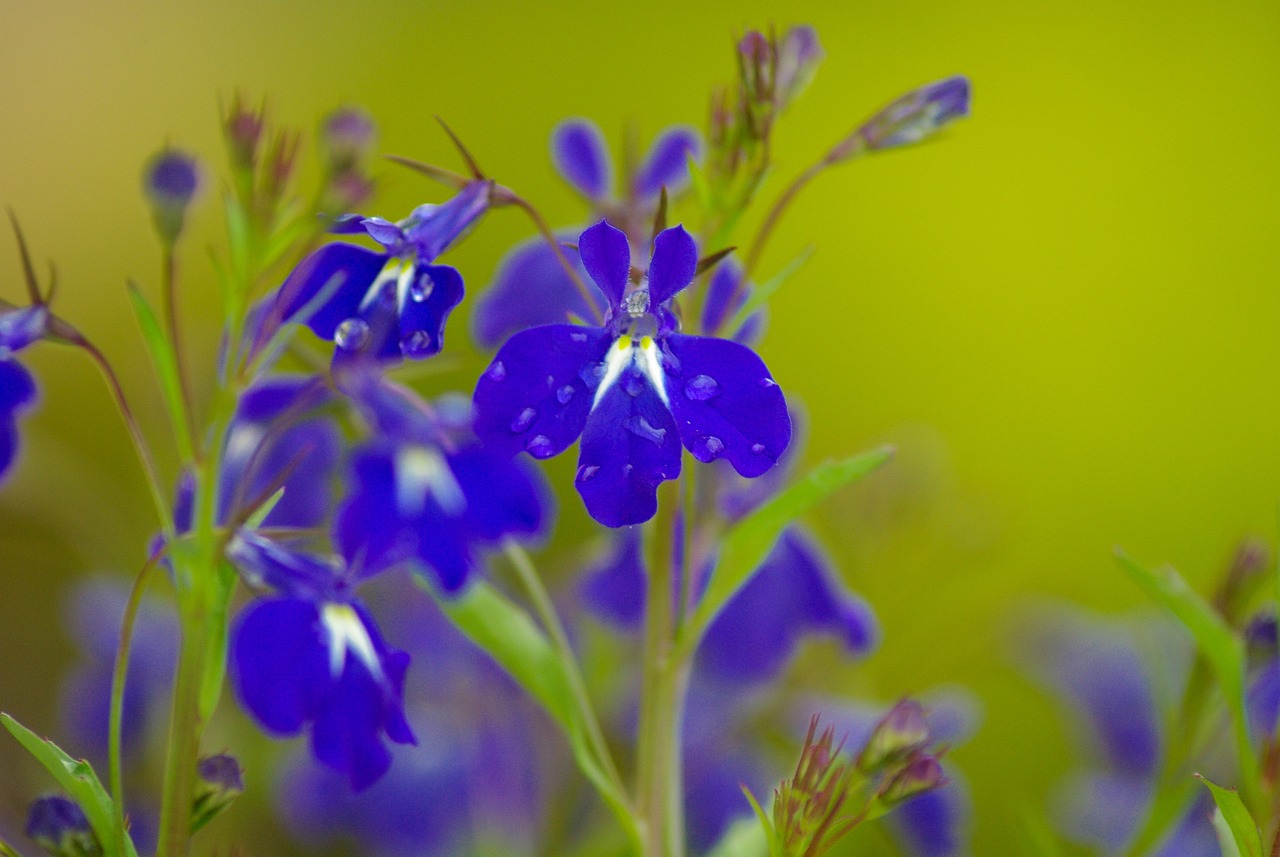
[{"x1": 2, "y1": 0, "x2": 1279, "y2": 853}]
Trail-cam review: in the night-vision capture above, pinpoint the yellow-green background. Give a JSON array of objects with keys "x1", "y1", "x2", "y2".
[{"x1": 2, "y1": 0, "x2": 1278, "y2": 853}]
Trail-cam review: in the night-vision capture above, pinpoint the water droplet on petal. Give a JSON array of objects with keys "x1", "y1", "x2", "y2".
[
  {"x1": 683, "y1": 374, "x2": 721, "y2": 401},
  {"x1": 511, "y1": 407, "x2": 537, "y2": 432},
  {"x1": 335, "y1": 318, "x2": 370, "y2": 351},
  {"x1": 624, "y1": 415, "x2": 667, "y2": 446},
  {"x1": 758, "y1": 377, "x2": 778, "y2": 389},
  {"x1": 579, "y1": 363, "x2": 605, "y2": 388},
  {"x1": 624, "y1": 373, "x2": 645, "y2": 397},
  {"x1": 623, "y1": 463, "x2": 634, "y2": 477},
  {"x1": 409, "y1": 272, "x2": 435, "y2": 302},
  {"x1": 401, "y1": 330, "x2": 433, "y2": 357},
  {"x1": 751, "y1": 443, "x2": 767, "y2": 454},
  {"x1": 487, "y1": 361, "x2": 508, "y2": 381},
  {"x1": 578, "y1": 464, "x2": 600, "y2": 481},
  {"x1": 570, "y1": 331, "x2": 589, "y2": 343},
  {"x1": 526, "y1": 434, "x2": 554, "y2": 457},
  {"x1": 556, "y1": 385, "x2": 576, "y2": 405},
  {"x1": 701, "y1": 436, "x2": 725, "y2": 457}
]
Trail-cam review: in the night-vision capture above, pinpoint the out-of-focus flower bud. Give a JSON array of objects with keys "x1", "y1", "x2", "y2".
[
  {"x1": 142, "y1": 148, "x2": 202, "y2": 246},
  {"x1": 222, "y1": 93, "x2": 265, "y2": 176},
  {"x1": 738, "y1": 30, "x2": 774, "y2": 105},
  {"x1": 775, "y1": 25, "x2": 823, "y2": 107},
  {"x1": 191, "y1": 753, "x2": 244, "y2": 834},
  {"x1": 24, "y1": 795, "x2": 100, "y2": 857},
  {"x1": 262, "y1": 130, "x2": 301, "y2": 212},
  {"x1": 1216, "y1": 538, "x2": 1270, "y2": 625},
  {"x1": 857, "y1": 699, "x2": 931, "y2": 773},
  {"x1": 879, "y1": 753, "x2": 948, "y2": 805},
  {"x1": 856, "y1": 75, "x2": 971, "y2": 154},
  {"x1": 321, "y1": 106, "x2": 377, "y2": 173}
]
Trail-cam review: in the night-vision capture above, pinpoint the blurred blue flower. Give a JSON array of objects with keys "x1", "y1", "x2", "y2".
[
  {"x1": 0, "y1": 303, "x2": 48, "y2": 483},
  {"x1": 473, "y1": 219, "x2": 790, "y2": 527}
]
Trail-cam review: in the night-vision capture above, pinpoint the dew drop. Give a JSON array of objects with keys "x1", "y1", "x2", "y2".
[
  {"x1": 683, "y1": 374, "x2": 721, "y2": 401},
  {"x1": 579, "y1": 363, "x2": 605, "y2": 388},
  {"x1": 758, "y1": 377, "x2": 778, "y2": 389},
  {"x1": 401, "y1": 330, "x2": 433, "y2": 357},
  {"x1": 623, "y1": 373, "x2": 645, "y2": 397},
  {"x1": 510, "y1": 407, "x2": 537, "y2": 432},
  {"x1": 578, "y1": 464, "x2": 600, "y2": 481},
  {"x1": 623, "y1": 463, "x2": 634, "y2": 477},
  {"x1": 701, "y1": 436, "x2": 725, "y2": 457},
  {"x1": 570, "y1": 331, "x2": 589, "y2": 343},
  {"x1": 526, "y1": 434, "x2": 554, "y2": 457},
  {"x1": 409, "y1": 272, "x2": 435, "y2": 302},
  {"x1": 334, "y1": 318, "x2": 370, "y2": 351},
  {"x1": 486, "y1": 361, "x2": 508, "y2": 381},
  {"x1": 556, "y1": 384, "x2": 576, "y2": 405},
  {"x1": 624, "y1": 415, "x2": 667, "y2": 446},
  {"x1": 751, "y1": 443, "x2": 767, "y2": 454}
]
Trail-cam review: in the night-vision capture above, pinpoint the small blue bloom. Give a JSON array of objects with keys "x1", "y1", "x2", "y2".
[
  {"x1": 473, "y1": 219, "x2": 790, "y2": 527},
  {"x1": 857, "y1": 75, "x2": 972, "y2": 153},
  {"x1": 0, "y1": 357, "x2": 37, "y2": 482},
  {"x1": 25, "y1": 795, "x2": 98, "y2": 856},
  {"x1": 552, "y1": 118, "x2": 700, "y2": 204},
  {"x1": 229, "y1": 531, "x2": 416, "y2": 791},
  {"x1": 263, "y1": 180, "x2": 492, "y2": 365},
  {"x1": 335, "y1": 375, "x2": 549, "y2": 593}
]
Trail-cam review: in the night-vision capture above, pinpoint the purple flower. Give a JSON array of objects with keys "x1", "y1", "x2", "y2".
[
  {"x1": 473, "y1": 220, "x2": 790, "y2": 527},
  {"x1": 335, "y1": 375, "x2": 548, "y2": 593},
  {"x1": 262, "y1": 180, "x2": 491, "y2": 365},
  {"x1": 552, "y1": 118, "x2": 700, "y2": 205},
  {"x1": 0, "y1": 357, "x2": 37, "y2": 482},
  {"x1": 854, "y1": 76, "x2": 972, "y2": 155},
  {"x1": 25, "y1": 795, "x2": 98, "y2": 856},
  {"x1": 229, "y1": 531, "x2": 416, "y2": 791}
]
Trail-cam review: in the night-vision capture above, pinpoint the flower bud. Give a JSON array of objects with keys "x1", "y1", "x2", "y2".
[
  {"x1": 321, "y1": 106, "x2": 377, "y2": 172},
  {"x1": 854, "y1": 75, "x2": 971, "y2": 154},
  {"x1": 775, "y1": 25, "x2": 823, "y2": 107},
  {"x1": 142, "y1": 148, "x2": 202, "y2": 246},
  {"x1": 857, "y1": 699, "x2": 930, "y2": 773},
  {"x1": 222, "y1": 93, "x2": 265, "y2": 176},
  {"x1": 738, "y1": 30, "x2": 774, "y2": 104},
  {"x1": 191, "y1": 753, "x2": 244, "y2": 833},
  {"x1": 24, "y1": 795, "x2": 100, "y2": 857},
  {"x1": 879, "y1": 753, "x2": 947, "y2": 804}
]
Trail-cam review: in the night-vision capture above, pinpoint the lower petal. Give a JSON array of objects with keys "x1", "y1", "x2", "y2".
[
  {"x1": 397, "y1": 263, "x2": 465, "y2": 359},
  {"x1": 231, "y1": 598, "x2": 329, "y2": 735}
]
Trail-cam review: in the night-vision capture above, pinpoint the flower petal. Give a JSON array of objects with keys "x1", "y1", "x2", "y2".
[
  {"x1": 472, "y1": 324, "x2": 612, "y2": 459},
  {"x1": 577, "y1": 220, "x2": 631, "y2": 307},
  {"x1": 0, "y1": 359, "x2": 36, "y2": 480},
  {"x1": 399, "y1": 180, "x2": 491, "y2": 261},
  {"x1": 471, "y1": 235, "x2": 602, "y2": 349},
  {"x1": 575, "y1": 364, "x2": 682, "y2": 527},
  {"x1": 447, "y1": 445, "x2": 549, "y2": 543},
  {"x1": 397, "y1": 263, "x2": 465, "y2": 359},
  {"x1": 633, "y1": 126, "x2": 701, "y2": 199},
  {"x1": 277, "y1": 243, "x2": 389, "y2": 339},
  {"x1": 232, "y1": 597, "x2": 330, "y2": 735},
  {"x1": 227, "y1": 531, "x2": 344, "y2": 600},
  {"x1": 579, "y1": 528, "x2": 647, "y2": 629},
  {"x1": 0, "y1": 305, "x2": 48, "y2": 354},
  {"x1": 664, "y1": 334, "x2": 791, "y2": 477},
  {"x1": 646, "y1": 225, "x2": 697, "y2": 306},
  {"x1": 551, "y1": 119, "x2": 612, "y2": 200}
]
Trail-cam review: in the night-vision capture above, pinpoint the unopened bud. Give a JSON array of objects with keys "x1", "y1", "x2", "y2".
[
  {"x1": 858, "y1": 699, "x2": 930, "y2": 773},
  {"x1": 223, "y1": 94, "x2": 265, "y2": 175},
  {"x1": 321, "y1": 106, "x2": 376, "y2": 172},
  {"x1": 775, "y1": 25, "x2": 823, "y2": 107},
  {"x1": 855, "y1": 75, "x2": 971, "y2": 153},
  {"x1": 880, "y1": 753, "x2": 947, "y2": 804},
  {"x1": 191, "y1": 753, "x2": 244, "y2": 834},
  {"x1": 738, "y1": 30, "x2": 774, "y2": 103},
  {"x1": 25, "y1": 796, "x2": 100, "y2": 857},
  {"x1": 262, "y1": 130, "x2": 301, "y2": 210},
  {"x1": 142, "y1": 149, "x2": 202, "y2": 246}
]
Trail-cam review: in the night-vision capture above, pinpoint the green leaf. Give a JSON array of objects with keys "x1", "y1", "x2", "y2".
[
  {"x1": 1115, "y1": 551, "x2": 1260, "y2": 810},
  {"x1": 125, "y1": 282, "x2": 194, "y2": 462},
  {"x1": 1, "y1": 712, "x2": 138, "y2": 857},
  {"x1": 428, "y1": 580, "x2": 639, "y2": 845},
  {"x1": 0, "y1": 837, "x2": 22, "y2": 857},
  {"x1": 686, "y1": 153, "x2": 715, "y2": 211},
  {"x1": 1198, "y1": 775, "x2": 1263, "y2": 857},
  {"x1": 681, "y1": 446, "x2": 894, "y2": 653},
  {"x1": 725, "y1": 245, "x2": 814, "y2": 335},
  {"x1": 704, "y1": 816, "x2": 771, "y2": 857}
]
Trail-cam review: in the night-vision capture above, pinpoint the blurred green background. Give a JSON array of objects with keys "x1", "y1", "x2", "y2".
[{"x1": 2, "y1": 0, "x2": 1279, "y2": 853}]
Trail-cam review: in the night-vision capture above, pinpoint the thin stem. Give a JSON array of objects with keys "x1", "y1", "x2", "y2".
[
  {"x1": 75, "y1": 337, "x2": 174, "y2": 537},
  {"x1": 502, "y1": 541, "x2": 627, "y2": 796},
  {"x1": 737, "y1": 160, "x2": 826, "y2": 308},
  {"x1": 160, "y1": 249, "x2": 200, "y2": 459},
  {"x1": 109, "y1": 546, "x2": 165, "y2": 856},
  {"x1": 156, "y1": 590, "x2": 209, "y2": 857},
  {"x1": 498, "y1": 188, "x2": 604, "y2": 324}
]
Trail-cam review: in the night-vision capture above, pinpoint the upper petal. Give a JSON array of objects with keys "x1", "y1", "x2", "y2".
[
  {"x1": 575, "y1": 361, "x2": 682, "y2": 527},
  {"x1": 276, "y1": 243, "x2": 390, "y2": 339},
  {"x1": 231, "y1": 597, "x2": 330, "y2": 735},
  {"x1": 664, "y1": 334, "x2": 791, "y2": 477},
  {"x1": 400, "y1": 180, "x2": 492, "y2": 261},
  {"x1": 551, "y1": 119, "x2": 612, "y2": 200},
  {"x1": 471, "y1": 235, "x2": 602, "y2": 349},
  {"x1": 633, "y1": 127, "x2": 701, "y2": 199},
  {"x1": 472, "y1": 324, "x2": 612, "y2": 459},
  {"x1": 646, "y1": 225, "x2": 697, "y2": 306},
  {"x1": 0, "y1": 305, "x2": 49, "y2": 354},
  {"x1": 396, "y1": 263, "x2": 465, "y2": 359},
  {"x1": 577, "y1": 220, "x2": 631, "y2": 308}
]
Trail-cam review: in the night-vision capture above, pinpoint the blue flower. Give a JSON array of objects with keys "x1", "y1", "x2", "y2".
[
  {"x1": 472, "y1": 120, "x2": 702, "y2": 348},
  {"x1": 229, "y1": 531, "x2": 416, "y2": 791},
  {"x1": 335, "y1": 374, "x2": 549, "y2": 593},
  {"x1": 0, "y1": 304, "x2": 48, "y2": 483},
  {"x1": 473, "y1": 219, "x2": 791, "y2": 527},
  {"x1": 261, "y1": 180, "x2": 491, "y2": 365}
]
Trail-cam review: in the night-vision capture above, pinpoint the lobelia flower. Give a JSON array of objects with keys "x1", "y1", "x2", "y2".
[
  {"x1": 472, "y1": 119, "x2": 701, "y2": 348},
  {"x1": 258, "y1": 179, "x2": 492, "y2": 365},
  {"x1": 0, "y1": 304, "x2": 48, "y2": 482},
  {"x1": 229, "y1": 530, "x2": 416, "y2": 791},
  {"x1": 335, "y1": 374, "x2": 550, "y2": 593},
  {"x1": 473, "y1": 219, "x2": 790, "y2": 527}
]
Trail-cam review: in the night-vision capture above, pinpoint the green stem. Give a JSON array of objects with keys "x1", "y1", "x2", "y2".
[
  {"x1": 156, "y1": 578, "x2": 210, "y2": 857},
  {"x1": 502, "y1": 541, "x2": 628, "y2": 798},
  {"x1": 160, "y1": 248, "x2": 200, "y2": 459}
]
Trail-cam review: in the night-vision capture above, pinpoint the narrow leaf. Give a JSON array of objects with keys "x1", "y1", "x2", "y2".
[
  {"x1": 1198, "y1": 776, "x2": 1262, "y2": 857},
  {"x1": 126, "y1": 282, "x2": 195, "y2": 461},
  {"x1": 727, "y1": 245, "x2": 814, "y2": 334},
  {"x1": 1, "y1": 713, "x2": 138, "y2": 857},
  {"x1": 682, "y1": 446, "x2": 894, "y2": 653},
  {"x1": 704, "y1": 816, "x2": 770, "y2": 857},
  {"x1": 1115, "y1": 551, "x2": 1260, "y2": 809}
]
